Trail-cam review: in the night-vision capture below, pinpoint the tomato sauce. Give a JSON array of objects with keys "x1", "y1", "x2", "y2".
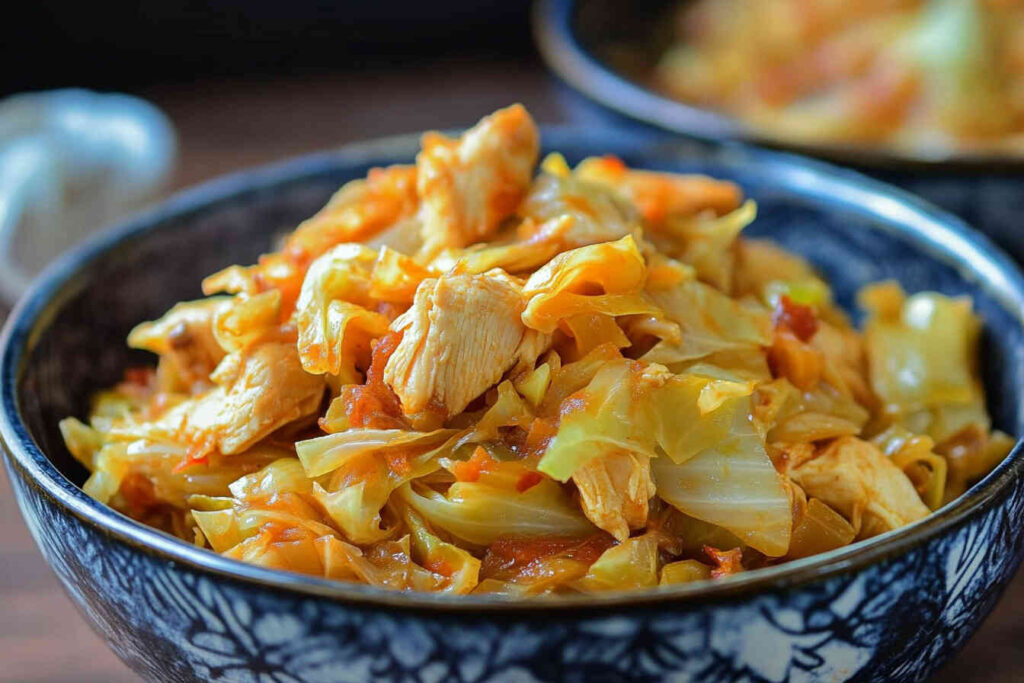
[
  {"x1": 481, "y1": 534, "x2": 615, "y2": 579},
  {"x1": 341, "y1": 330, "x2": 407, "y2": 430}
]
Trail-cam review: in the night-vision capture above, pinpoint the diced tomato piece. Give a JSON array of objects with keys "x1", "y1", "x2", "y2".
[
  {"x1": 773, "y1": 295, "x2": 818, "y2": 342},
  {"x1": 703, "y1": 545, "x2": 743, "y2": 579},
  {"x1": 515, "y1": 471, "x2": 543, "y2": 493},
  {"x1": 452, "y1": 446, "x2": 499, "y2": 483},
  {"x1": 424, "y1": 558, "x2": 455, "y2": 577}
]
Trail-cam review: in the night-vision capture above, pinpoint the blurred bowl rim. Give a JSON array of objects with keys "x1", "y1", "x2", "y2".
[
  {"x1": 533, "y1": 0, "x2": 1024, "y2": 171},
  {"x1": 3, "y1": 127, "x2": 1024, "y2": 614}
]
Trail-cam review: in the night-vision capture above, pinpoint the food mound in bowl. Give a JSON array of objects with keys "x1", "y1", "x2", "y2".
[
  {"x1": 654, "y1": 0, "x2": 1024, "y2": 153},
  {"x1": 60, "y1": 105, "x2": 1013, "y2": 595}
]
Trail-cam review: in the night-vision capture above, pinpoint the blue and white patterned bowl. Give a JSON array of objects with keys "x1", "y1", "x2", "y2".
[{"x1": 3, "y1": 129, "x2": 1024, "y2": 683}]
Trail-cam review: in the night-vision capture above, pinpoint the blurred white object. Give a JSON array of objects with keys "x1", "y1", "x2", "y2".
[{"x1": 0, "y1": 89, "x2": 176, "y2": 304}]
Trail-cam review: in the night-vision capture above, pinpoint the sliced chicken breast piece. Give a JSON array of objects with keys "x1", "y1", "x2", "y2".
[
  {"x1": 417, "y1": 104, "x2": 539, "y2": 255},
  {"x1": 384, "y1": 272, "x2": 532, "y2": 419}
]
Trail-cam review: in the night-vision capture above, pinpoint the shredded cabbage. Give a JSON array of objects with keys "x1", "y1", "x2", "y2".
[
  {"x1": 652, "y1": 401, "x2": 792, "y2": 557},
  {"x1": 60, "y1": 105, "x2": 1012, "y2": 595},
  {"x1": 398, "y1": 473, "x2": 596, "y2": 546}
]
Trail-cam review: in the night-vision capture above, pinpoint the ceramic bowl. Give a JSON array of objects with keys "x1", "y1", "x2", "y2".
[
  {"x1": 3, "y1": 128, "x2": 1024, "y2": 683},
  {"x1": 0, "y1": 88, "x2": 177, "y2": 304},
  {"x1": 533, "y1": 0, "x2": 1024, "y2": 263}
]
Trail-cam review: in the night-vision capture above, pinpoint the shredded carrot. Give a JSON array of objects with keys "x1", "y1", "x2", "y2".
[
  {"x1": 451, "y1": 459, "x2": 482, "y2": 483},
  {"x1": 767, "y1": 327, "x2": 824, "y2": 391},
  {"x1": 452, "y1": 446, "x2": 498, "y2": 483}
]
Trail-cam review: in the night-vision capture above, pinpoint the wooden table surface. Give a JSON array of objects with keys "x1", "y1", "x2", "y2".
[{"x1": 1, "y1": 58, "x2": 1021, "y2": 682}]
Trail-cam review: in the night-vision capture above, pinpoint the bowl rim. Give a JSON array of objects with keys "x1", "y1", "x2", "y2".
[
  {"x1": 533, "y1": 0, "x2": 1024, "y2": 171},
  {"x1": 3, "y1": 126, "x2": 1024, "y2": 614}
]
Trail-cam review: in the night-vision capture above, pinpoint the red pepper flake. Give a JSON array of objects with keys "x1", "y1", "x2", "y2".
[
  {"x1": 515, "y1": 471, "x2": 543, "y2": 493},
  {"x1": 773, "y1": 295, "x2": 818, "y2": 342},
  {"x1": 704, "y1": 545, "x2": 744, "y2": 579}
]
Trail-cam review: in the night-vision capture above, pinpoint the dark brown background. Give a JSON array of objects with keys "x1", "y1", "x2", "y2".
[{"x1": 1, "y1": 60, "x2": 1020, "y2": 681}]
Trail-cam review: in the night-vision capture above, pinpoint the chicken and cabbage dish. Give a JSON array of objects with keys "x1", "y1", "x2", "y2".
[
  {"x1": 654, "y1": 0, "x2": 1024, "y2": 154},
  {"x1": 61, "y1": 105, "x2": 1013, "y2": 595}
]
